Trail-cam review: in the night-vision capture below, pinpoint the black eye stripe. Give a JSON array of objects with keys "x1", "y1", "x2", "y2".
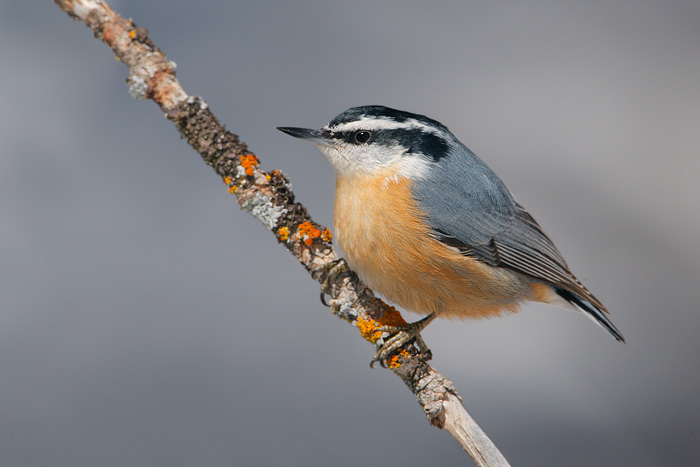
[
  {"x1": 335, "y1": 131, "x2": 372, "y2": 145},
  {"x1": 331, "y1": 128, "x2": 449, "y2": 159}
]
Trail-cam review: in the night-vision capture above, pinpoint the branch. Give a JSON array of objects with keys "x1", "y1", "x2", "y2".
[{"x1": 53, "y1": 1, "x2": 510, "y2": 465}]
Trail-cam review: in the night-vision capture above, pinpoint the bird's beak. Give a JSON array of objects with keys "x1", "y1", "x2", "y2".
[{"x1": 277, "y1": 127, "x2": 335, "y2": 148}]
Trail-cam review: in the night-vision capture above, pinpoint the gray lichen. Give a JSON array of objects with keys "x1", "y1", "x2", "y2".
[{"x1": 240, "y1": 193, "x2": 286, "y2": 231}]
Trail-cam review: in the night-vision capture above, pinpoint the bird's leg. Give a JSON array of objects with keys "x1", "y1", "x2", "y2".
[
  {"x1": 317, "y1": 259, "x2": 435, "y2": 366},
  {"x1": 371, "y1": 313, "x2": 437, "y2": 367}
]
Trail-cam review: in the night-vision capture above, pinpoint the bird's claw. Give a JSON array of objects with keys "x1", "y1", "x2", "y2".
[
  {"x1": 317, "y1": 258, "x2": 350, "y2": 306},
  {"x1": 369, "y1": 314, "x2": 436, "y2": 368},
  {"x1": 318, "y1": 258, "x2": 350, "y2": 292}
]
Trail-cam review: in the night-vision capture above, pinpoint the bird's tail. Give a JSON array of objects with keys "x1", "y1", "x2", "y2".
[{"x1": 554, "y1": 288, "x2": 625, "y2": 343}]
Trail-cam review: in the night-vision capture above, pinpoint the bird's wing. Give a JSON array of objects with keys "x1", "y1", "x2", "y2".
[
  {"x1": 412, "y1": 146, "x2": 606, "y2": 311},
  {"x1": 435, "y1": 204, "x2": 605, "y2": 310}
]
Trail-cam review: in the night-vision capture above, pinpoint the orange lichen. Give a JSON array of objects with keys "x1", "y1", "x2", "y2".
[
  {"x1": 223, "y1": 176, "x2": 238, "y2": 193},
  {"x1": 387, "y1": 349, "x2": 411, "y2": 369},
  {"x1": 128, "y1": 29, "x2": 136, "y2": 39},
  {"x1": 278, "y1": 226, "x2": 290, "y2": 242},
  {"x1": 240, "y1": 154, "x2": 259, "y2": 176},
  {"x1": 356, "y1": 316, "x2": 382, "y2": 343},
  {"x1": 297, "y1": 221, "x2": 322, "y2": 246},
  {"x1": 374, "y1": 306, "x2": 407, "y2": 328},
  {"x1": 321, "y1": 228, "x2": 333, "y2": 243}
]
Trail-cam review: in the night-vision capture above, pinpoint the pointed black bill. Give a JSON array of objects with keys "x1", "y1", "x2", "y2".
[
  {"x1": 277, "y1": 127, "x2": 317, "y2": 139},
  {"x1": 277, "y1": 127, "x2": 334, "y2": 147}
]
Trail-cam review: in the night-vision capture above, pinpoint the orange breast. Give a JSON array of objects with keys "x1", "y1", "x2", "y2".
[{"x1": 334, "y1": 171, "x2": 532, "y2": 320}]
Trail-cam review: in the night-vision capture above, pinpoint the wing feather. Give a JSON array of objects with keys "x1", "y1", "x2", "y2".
[{"x1": 412, "y1": 144, "x2": 606, "y2": 311}]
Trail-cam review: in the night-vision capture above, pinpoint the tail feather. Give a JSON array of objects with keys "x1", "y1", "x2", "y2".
[{"x1": 555, "y1": 288, "x2": 625, "y2": 343}]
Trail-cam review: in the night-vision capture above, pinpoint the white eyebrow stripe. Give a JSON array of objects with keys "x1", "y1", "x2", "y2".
[{"x1": 328, "y1": 116, "x2": 447, "y2": 137}]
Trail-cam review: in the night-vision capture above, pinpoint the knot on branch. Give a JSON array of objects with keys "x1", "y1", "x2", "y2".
[{"x1": 413, "y1": 368, "x2": 461, "y2": 429}]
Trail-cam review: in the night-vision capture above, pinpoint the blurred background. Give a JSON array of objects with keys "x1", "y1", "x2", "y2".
[{"x1": 2, "y1": 1, "x2": 699, "y2": 465}]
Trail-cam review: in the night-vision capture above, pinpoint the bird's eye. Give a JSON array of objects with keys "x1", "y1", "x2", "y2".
[{"x1": 353, "y1": 131, "x2": 371, "y2": 144}]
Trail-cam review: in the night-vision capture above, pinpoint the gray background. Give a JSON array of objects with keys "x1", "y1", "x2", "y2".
[{"x1": 2, "y1": 1, "x2": 699, "y2": 465}]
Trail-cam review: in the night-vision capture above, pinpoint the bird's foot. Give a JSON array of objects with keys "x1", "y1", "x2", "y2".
[
  {"x1": 317, "y1": 258, "x2": 350, "y2": 306},
  {"x1": 370, "y1": 313, "x2": 436, "y2": 368}
]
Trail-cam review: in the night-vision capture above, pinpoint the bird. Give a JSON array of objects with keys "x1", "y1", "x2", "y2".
[{"x1": 278, "y1": 105, "x2": 624, "y2": 361}]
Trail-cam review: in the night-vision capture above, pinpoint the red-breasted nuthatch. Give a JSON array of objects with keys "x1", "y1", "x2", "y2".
[{"x1": 278, "y1": 106, "x2": 624, "y2": 359}]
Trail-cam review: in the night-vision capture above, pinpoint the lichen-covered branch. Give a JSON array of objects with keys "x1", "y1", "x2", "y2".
[{"x1": 53, "y1": 1, "x2": 510, "y2": 465}]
